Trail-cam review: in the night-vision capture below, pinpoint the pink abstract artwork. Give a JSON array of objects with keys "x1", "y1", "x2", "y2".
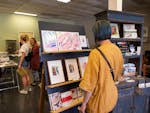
[{"x1": 56, "y1": 31, "x2": 81, "y2": 51}]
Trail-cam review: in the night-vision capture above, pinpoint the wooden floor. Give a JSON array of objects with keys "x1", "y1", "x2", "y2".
[{"x1": 0, "y1": 86, "x2": 49, "y2": 113}]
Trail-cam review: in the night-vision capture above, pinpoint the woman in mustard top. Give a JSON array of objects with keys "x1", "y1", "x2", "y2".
[{"x1": 79, "y1": 20, "x2": 124, "y2": 113}]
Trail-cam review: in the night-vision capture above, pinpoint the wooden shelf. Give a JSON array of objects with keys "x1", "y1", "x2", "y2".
[
  {"x1": 42, "y1": 49, "x2": 91, "y2": 54},
  {"x1": 124, "y1": 55, "x2": 141, "y2": 59},
  {"x1": 111, "y1": 38, "x2": 141, "y2": 42},
  {"x1": 48, "y1": 79, "x2": 81, "y2": 88},
  {"x1": 50, "y1": 97, "x2": 83, "y2": 113}
]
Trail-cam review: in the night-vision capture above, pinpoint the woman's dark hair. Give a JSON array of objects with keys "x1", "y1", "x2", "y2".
[
  {"x1": 92, "y1": 20, "x2": 112, "y2": 42},
  {"x1": 30, "y1": 37, "x2": 37, "y2": 43}
]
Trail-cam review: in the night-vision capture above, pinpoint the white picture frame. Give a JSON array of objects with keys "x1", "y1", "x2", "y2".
[
  {"x1": 48, "y1": 92, "x2": 62, "y2": 110},
  {"x1": 110, "y1": 23, "x2": 120, "y2": 38},
  {"x1": 65, "y1": 58, "x2": 80, "y2": 81},
  {"x1": 79, "y1": 35, "x2": 88, "y2": 48},
  {"x1": 41, "y1": 30, "x2": 58, "y2": 52},
  {"x1": 47, "y1": 60, "x2": 65, "y2": 84},
  {"x1": 78, "y1": 56, "x2": 88, "y2": 77}
]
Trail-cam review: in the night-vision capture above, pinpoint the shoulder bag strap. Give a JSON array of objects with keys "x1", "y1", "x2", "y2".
[{"x1": 96, "y1": 48, "x2": 115, "y2": 81}]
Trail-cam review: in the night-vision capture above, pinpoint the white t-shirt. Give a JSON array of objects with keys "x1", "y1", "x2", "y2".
[{"x1": 19, "y1": 43, "x2": 30, "y2": 57}]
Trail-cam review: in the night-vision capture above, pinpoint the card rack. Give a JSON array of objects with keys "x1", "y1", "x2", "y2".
[{"x1": 38, "y1": 21, "x2": 90, "y2": 113}]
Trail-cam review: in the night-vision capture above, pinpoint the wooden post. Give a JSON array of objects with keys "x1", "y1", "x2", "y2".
[
  {"x1": 108, "y1": 0, "x2": 122, "y2": 11},
  {"x1": 39, "y1": 64, "x2": 45, "y2": 113}
]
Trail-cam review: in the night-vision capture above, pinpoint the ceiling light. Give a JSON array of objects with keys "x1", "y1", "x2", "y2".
[
  {"x1": 57, "y1": 0, "x2": 71, "y2": 3},
  {"x1": 14, "y1": 12, "x2": 37, "y2": 16}
]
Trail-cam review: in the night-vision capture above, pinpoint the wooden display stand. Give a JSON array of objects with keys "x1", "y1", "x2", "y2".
[{"x1": 38, "y1": 21, "x2": 90, "y2": 113}]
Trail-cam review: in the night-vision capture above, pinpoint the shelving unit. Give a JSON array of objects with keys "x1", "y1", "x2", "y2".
[
  {"x1": 95, "y1": 10, "x2": 145, "y2": 113},
  {"x1": 42, "y1": 49, "x2": 91, "y2": 55},
  {"x1": 110, "y1": 38, "x2": 141, "y2": 42},
  {"x1": 95, "y1": 10, "x2": 144, "y2": 75},
  {"x1": 48, "y1": 79, "x2": 81, "y2": 88},
  {"x1": 38, "y1": 21, "x2": 90, "y2": 113}
]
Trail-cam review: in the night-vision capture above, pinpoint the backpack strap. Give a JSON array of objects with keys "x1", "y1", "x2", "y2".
[{"x1": 96, "y1": 48, "x2": 115, "y2": 81}]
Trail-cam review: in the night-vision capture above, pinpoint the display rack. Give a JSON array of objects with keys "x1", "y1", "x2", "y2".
[
  {"x1": 95, "y1": 10, "x2": 144, "y2": 75},
  {"x1": 95, "y1": 10, "x2": 145, "y2": 113},
  {"x1": 38, "y1": 21, "x2": 90, "y2": 113}
]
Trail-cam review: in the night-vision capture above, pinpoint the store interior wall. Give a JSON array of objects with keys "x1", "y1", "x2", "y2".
[
  {"x1": 0, "y1": 14, "x2": 75, "y2": 52},
  {"x1": 0, "y1": 13, "x2": 149, "y2": 52}
]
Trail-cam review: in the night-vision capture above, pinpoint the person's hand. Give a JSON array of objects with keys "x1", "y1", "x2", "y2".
[
  {"x1": 78, "y1": 104, "x2": 86, "y2": 113},
  {"x1": 18, "y1": 64, "x2": 22, "y2": 70}
]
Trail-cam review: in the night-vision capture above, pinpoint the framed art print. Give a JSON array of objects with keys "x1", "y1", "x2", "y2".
[
  {"x1": 41, "y1": 30, "x2": 58, "y2": 52},
  {"x1": 61, "y1": 91, "x2": 73, "y2": 107},
  {"x1": 123, "y1": 24, "x2": 135, "y2": 31},
  {"x1": 79, "y1": 35, "x2": 88, "y2": 48},
  {"x1": 56, "y1": 31, "x2": 81, "y2": 51},
  {"x1": 65, "y1": 59, "x2": 80, "y2": 81},
  {"x1": 48, "y1": 92, "x2": 62, "y2": 110},
  {"x1": 110, "y1": 23, "x2": 120, "y2": 38},
  {"x1": 78, "y1": 56, "x2": 88, "y2": 77},
  {"x1": 47, "y1": 60, "x2": 65, "y2": 84}
]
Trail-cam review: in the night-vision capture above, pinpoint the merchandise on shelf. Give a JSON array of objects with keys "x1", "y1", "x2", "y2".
[{"x1": 48, "y1": 92, "x2": 62, "y2": 110}]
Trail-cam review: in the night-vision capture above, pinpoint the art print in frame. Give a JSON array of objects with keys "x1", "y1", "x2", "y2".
[
  {"x1": 48, "y1": 92, "x2": 62, "y2": 110},
  {"x1": 78, "y1": 56, "x2": 88, "y2": 77},
  {"x1": 110, "y1": 23, "x2": 120, "y2": 38},
  {"x1": 123, "y1": 24, "x2": 135, "y2": 31},
  {"x1": 56, "y1": 31, "x2": 81, "y2": 51},
  {"x1": 47, "y1": 60, "x2": 65, "y2": 84},
  {"x1": 65, "y1": 59, "x2": 80, "y2": 81},
  {"x1": 41, "y1": 30, "x2": 58, "y2": 52},
  {"x1": 79, "y1": 35, "x2": 88, "y2": 48}
]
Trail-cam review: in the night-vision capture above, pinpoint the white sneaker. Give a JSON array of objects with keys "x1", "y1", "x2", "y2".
[
  {"x1": 19, "y1": 89, "x2": 28, "y2": 94},
  {"x1": 28, "y1": 87, "x2": 32, "y2": 92}
]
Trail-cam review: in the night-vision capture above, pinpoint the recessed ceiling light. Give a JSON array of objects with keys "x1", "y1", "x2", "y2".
[
  {"x1": 57, "y1": 0, "x2": 71, "y2": 3},
  {"x1": 14, "y1": 12, "x2": 37, "y2": 16}
]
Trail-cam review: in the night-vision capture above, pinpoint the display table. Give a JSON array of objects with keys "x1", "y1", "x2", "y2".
[
  {"x1": 0, "y1": 61, "x2": 18, "y2": 91},
  {"x1": 113, "y1": 77, "x2": 150, "y2": 113}
]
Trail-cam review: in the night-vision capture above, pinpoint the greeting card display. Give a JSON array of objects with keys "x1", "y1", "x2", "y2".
[
  {"x1": 70, "y1": 88, "x2": 78, "y2": 99},
  {"x1": 47, "y1": 60, "x2": 65, "y2": 84},
  {"x1": 78, "y1": 56, "x2": 88, "y2": 77},
  {"x1": 123, "y1": 24, "x2": 135, "y2": 31},
  {"x1": 61, "y1": 91, "x2": 73, "y2": 107},
  {"x1": 79, "y1": 35, "x2": 88, "y2": 48},
  {"x1": 110, "y1": 23, "x2": 120, "y2": 38},
  {"x1": 65, "y1": 59, "x2": 80, "y2": 81},
  {"x1": 123, "y1": 24, "x2": 137, "y2": 38},
  {"x1": 56, "y1": 31, "x2": 81, "y2": 51},
  {"x1": 48, "y1": 92, "x2": 62, "y2": 110},
  {"x1": 41, "y1": 30, "x2": 58, "y2": 52}
]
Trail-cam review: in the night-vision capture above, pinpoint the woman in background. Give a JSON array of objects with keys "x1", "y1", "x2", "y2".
[
  {"x1": 30, "y1": 37, "x2": 40, "y2": 85},
  {"x1": 17, "y1": 35, "x2": 32, "y2": 94}
]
